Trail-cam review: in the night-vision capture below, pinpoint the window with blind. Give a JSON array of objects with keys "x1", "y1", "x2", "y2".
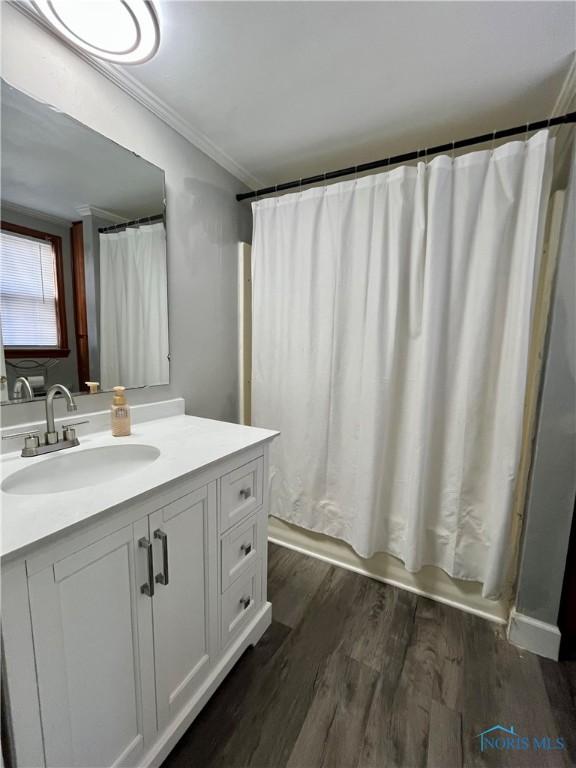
[{"x1": 0, "y1": 222, "x2": 69, "y2": 357}]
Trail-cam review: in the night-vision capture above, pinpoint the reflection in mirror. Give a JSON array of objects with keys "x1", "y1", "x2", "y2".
[{"x1": 0, "y1": 82, "x2": 169, "y2": 405}]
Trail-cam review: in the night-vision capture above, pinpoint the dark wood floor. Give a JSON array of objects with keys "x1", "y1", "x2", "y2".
[{"x1": 163, "y1": 544, "x2": 576, "y2": 768}]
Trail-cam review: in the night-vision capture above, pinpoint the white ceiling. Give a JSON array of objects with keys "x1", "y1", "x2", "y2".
[
  {"x1": 1, "y1": 82, "x2": 164, "y2": 221},
  {"x1": 122, "y1": 1, "x2": 576, "y2": 187},
  {"x1": 20, "y1": 1, "x2": 576, "y2": 189}
]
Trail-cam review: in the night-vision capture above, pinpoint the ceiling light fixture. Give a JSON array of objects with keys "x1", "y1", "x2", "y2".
[{"x1": 32, "y1": 1, "x2": 160, "y2": 64}]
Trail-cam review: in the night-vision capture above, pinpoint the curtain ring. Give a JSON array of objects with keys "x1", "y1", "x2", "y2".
[
  {"x1": 451, "y1": 140, "x2": 455, "y2": 162},
  {"x1": 491, "y1": 130, "x2": 496, "y2": 154}
]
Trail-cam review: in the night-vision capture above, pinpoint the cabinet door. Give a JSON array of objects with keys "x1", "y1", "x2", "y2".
[
  {"x1": 150, "y1": 482, "x2": 218, "y2": 730},
  {"x1": 27, "y1": 521, "x2": 155, "y2": 768}
]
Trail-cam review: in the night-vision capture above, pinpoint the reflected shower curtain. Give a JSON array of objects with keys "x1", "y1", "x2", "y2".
[
  {"x1": 100, "y1": 222, "x2": 169, "y2": 389},
  {"x1": 252, "y1": 131, "x2": 553, "y2": 598}
]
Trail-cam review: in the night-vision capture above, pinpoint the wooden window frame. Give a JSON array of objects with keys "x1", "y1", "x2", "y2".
[
  {"x1": 71, "y1": 221, "x2": 90, "y2": 388},
  {"x1": 1, "y1": 220, "x2": 70, "y2": 358}
]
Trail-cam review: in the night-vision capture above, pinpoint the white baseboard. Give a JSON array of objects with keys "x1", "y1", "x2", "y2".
[
  {"x1": 507, "y1": 609, "x2": 561, "y2": 660},
  {"x1": 268, "y1": 517, "x2": 508, "y2": 625}
]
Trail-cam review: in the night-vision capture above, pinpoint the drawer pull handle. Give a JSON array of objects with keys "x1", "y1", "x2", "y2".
[
  {"x1": 154, "y1": 529, "x2": 169, "y2": 586},
  {"x1": 240, "y1": 595, "x2": 251, "y2": 610},
  {"x1": 139, "y1": 537, "x2": 155, "y2": 597},
  {"x1": 240, "y1": 542, "x2": 252, "y2": 556},
  {"x1": 239, "y1": 487, "x2": 252, "y2": 500}
]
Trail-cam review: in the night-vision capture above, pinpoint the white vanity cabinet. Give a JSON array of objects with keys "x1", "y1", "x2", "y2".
[
  {"x1": 2, "y1": 434, "x2": 275, "y2": 768},
  {"x1": 149, "y1": 485, "x2": 218, "y2": 731},
  {"x1": 26, "y1": 521, "x2": 156, "y2": 768}
]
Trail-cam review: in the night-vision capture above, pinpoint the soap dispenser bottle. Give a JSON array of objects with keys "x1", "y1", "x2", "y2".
[{"x1": 111, "y1": 386, "x2": 131, "y2": 437}]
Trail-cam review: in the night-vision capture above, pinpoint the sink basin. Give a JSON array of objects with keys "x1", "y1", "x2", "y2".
[{"x1": 2, "y1": 444, "x2": 161, "y2": 495}]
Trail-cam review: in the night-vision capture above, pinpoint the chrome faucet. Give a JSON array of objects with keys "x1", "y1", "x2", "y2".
[
  {"x1": 2, "y1": 384, "x2": 89, "y2": 457},
  {"x1": 12, "y1": 377, "x2": 34, "y2": 402},
  {"x1": 45, "y1": 384, "x2": 77, "y2": 444}
]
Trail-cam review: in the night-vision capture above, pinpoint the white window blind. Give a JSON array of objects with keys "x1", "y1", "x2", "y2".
[{"x1": 0, "y1": 229, "x2": 60, "y2": 348}]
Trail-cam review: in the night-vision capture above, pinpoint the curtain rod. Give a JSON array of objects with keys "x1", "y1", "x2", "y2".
[
  {"x1": 98, "y1": 213, "x2": 164, "y2": 234},
  {"x1": 237, "y1": 111, "x2": 576, "y2": 202}
]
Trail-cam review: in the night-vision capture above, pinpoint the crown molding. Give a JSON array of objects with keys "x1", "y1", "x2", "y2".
[
  {"x1": 94, "y1": 65, "x2": 265, "y2": 190},
  {"x1": 75, "y1": 205, "x2": 127, "y2": 223},
  {"x1": 1, "y1": 200, "x2": 72, "y2": 226},
  {"x1": 9, "y1": 1, "x2": 263, "y2": 191}
]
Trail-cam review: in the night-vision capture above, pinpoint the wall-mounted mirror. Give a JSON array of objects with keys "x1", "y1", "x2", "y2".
[{"x1": 0, "y1": 82, "x2": 169, "y2": 405}]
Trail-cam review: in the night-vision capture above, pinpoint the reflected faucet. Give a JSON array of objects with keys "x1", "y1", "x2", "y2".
[
  {"x1": 13, "y1": 377, "x2": 33, "y2": 402},
  {"x1": 45, "y1": 384, "x2": 77, "y2": 444}
]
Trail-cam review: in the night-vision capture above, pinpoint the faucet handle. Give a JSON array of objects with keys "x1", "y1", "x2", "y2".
[
  {"x1": 62, "y1": 420, "x2": 89, "y2": 442},
  {"x1": 2, "y1": 429, "x2": 40, "y2": 440},
  {"x1": 3, "y1": 430, "x2": 40, "y2": 453}
]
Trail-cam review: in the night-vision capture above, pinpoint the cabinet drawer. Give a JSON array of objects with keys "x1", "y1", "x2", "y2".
[
  {"x1": 219, "y1": 457, "x2": 263, "y2": 533},
  {"x1": 221, "y1": 562, "x2": 261, "y2": 649},
  {"x1": 221, "y1": 513, "x2": 260, "y2": 592}
]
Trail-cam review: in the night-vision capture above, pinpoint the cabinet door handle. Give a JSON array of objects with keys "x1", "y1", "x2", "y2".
[
  {"x1": 240, "y1": 595, "x2": 251, "y2": 610},
  {"x1": 240, "y1": 542, "x2": 252, "y2": 556},
  {"x1": 239, "y1": 487, "x2": 252, "y2": 500},
  {"x1": 139, "y1": 537, "x2": 155, "y2": 597},
  {"x1": 154, "y1": 529, "x2": 169, "y2": 586}
]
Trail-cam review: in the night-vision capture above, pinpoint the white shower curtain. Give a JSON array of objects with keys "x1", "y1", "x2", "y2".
[
  {"x1": 252, "y1": 131, "x2": 553, "y2": 598},
  {"x1": 100, "y1": 222, "x2": 169, "y2": 389}
]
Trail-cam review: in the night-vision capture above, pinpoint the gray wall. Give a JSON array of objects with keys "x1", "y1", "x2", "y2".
[
  {"x1": 515, "y1": 147, "x2": 576, "y2": 625},
  {"x1": 1, "y1": 208, "x2": 79, "y2": 393},
  {"x1": 1, "y1": 5, "x2": 252, "y2": 429}
]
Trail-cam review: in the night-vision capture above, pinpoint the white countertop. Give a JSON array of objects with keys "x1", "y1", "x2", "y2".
[{"x1": 1, "y1": 414, "x2": 278, "y2": 561}]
